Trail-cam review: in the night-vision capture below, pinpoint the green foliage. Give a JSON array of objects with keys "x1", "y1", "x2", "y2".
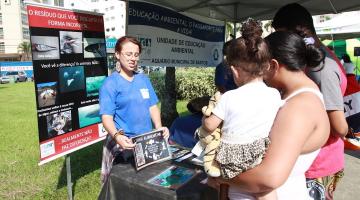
[
  {"x1": 17, "y1": 41, "x2": 32, "y2": 61},
  {"x1": 149, "y1": 71, "x2": 166, "y2": 100},
  {"x1": 149, "y1": 67, "x2": 216, "y2": 100},
  {"x1": 175, "y1": 67, "x2": 216, "y2": 100}
]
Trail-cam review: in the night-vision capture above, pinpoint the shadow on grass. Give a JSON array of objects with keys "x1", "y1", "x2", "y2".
[
  {"x1": 0, "y1": 85, "x2": 10, "y2": 89},
  {"x1": 56, "y1": 142, "x2": 103, "y2": 193},
  {"x1": 345, "y1": 150, "x2": 360, "y2": 159}
]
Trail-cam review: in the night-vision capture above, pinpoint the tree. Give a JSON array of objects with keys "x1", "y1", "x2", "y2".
[
  {"x1": 18, "y1": 41, "x2": 32, "y2": 61},
  {"x1": 263, "y1": 20, "x2": 273, "y2": 33},
  {"x1": 225, "y1": 21, "x2": 243, "y2": 41},
  {"x1": 161, "y1": 67, "x2": 179, "y2": 127}
]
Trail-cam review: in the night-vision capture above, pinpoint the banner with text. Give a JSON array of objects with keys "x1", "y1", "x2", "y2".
[
  {"x1": 128, "y1": 0, "x2": 225, "y2": 67},
  {"x1": 27, "y1": 4, "x2": 108, "y2": 165}
]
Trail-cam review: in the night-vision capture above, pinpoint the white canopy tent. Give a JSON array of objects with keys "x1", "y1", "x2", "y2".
[
  {"x1": 141, "y1": 0, "x2": 360, "y2": 22},
  {"x1": 314, "y1": 11, "x2": 360, "y2": 39}
]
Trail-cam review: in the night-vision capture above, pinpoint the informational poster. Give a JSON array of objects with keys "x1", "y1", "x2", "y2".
[
  {"x1": 132, "y1": 129, "x2": 171, "y2": 170},
  {"x1": 128, "y1": 0, "x2": 225, "y2": 67},
  {"x1": 27, "y1": 4, "x2": 108, "y2": 165}
]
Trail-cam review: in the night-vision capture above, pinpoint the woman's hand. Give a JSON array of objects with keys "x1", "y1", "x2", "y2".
[
  {"x1": 158, "y1": 127, "x2": 170, "y2": 140},
  {"x1": 115, "y1": 135, "x2": 135, "y2": 149}
]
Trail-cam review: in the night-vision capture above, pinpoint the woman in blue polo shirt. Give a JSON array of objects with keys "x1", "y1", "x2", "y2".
[{"x1": 99, "y1": 36, "x2": 169, "y2": 183}]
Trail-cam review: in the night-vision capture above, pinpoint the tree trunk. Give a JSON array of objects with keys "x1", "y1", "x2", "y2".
[{"x1": 160, "y1": 67, "x2": 179, "y2": 127}]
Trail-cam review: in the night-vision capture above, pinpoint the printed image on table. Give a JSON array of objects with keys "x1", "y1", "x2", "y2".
[
  {"x1": 59, "y1": 66, "x2": 85, "y2": 93},
  {"x1": 78, "y1": 104, "x2": 101, "y2": 128},
  {"x1": 31, "y1": 36, "x2": 59, "y2": 60},
  {"x1": 59, "y1": 31, "x2": 83, "y2": 54},
  {"x1": 36, "y1": 82, "x2": 57, "y2": 108},
  {"x1": 46, "y1": 110, "x2": 72, "y2": 138},
  {"x1": 86, "y1": 76, "x2": 106, "y2": 97},
  {"x1": 83, "y1": 38, "x2": 106, "y2": 58}
]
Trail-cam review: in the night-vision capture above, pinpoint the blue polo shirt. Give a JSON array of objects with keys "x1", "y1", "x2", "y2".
[{"x1": 99, "y1": 72, "x2": 158, "y2": 137}]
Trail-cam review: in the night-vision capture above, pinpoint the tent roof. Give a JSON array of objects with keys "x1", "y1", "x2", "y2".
[{"x1": 142, "y1": 0, "x2": 360, "y2": 22}]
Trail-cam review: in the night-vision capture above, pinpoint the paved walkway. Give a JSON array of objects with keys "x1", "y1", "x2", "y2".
[{"x1": 336, "y1": 150, "x2": 360, "y2": 199}]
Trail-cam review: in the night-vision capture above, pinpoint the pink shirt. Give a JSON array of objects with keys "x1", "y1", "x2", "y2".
[{"x1": 305, "y1": 47, "x2": 347, "y2": 178}]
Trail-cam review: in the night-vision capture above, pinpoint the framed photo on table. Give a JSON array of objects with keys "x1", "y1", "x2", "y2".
[{"x1": 132, "y1": 129, "x2": 171, "y2": 171}]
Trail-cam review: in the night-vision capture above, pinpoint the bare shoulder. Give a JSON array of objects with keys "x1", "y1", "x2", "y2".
[
  {"x1": 283, "y1": 91, "x2": 325, "y2": 115},
  {"x1": 272, "y1": 91, "x2": 326, "y2": 139}
]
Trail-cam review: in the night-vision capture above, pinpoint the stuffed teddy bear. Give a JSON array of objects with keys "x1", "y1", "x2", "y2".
[{"x1": 195, "y1": 91, "x2": 222, "y2": 177}]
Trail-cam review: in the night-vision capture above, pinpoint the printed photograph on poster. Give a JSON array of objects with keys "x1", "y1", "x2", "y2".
[
  {"x1": 36, "y1": 82, "x2": 57, "y2": 108},
  {"x1": 132, "y1": 129, "x2": 171, "y2": 170},
  {"x1": 31, "y1": 36, "x2": 59, "y2": 60},
  {"x1": 46, "y1": 110, "x2": 72, "y2": 138},
  {"x1": 86, "y1": 76, "x2": 106, "y2": 97},
  {"x1": 83, "y1": 38, "x2": 106, "y2": 58},
  {"x1": 59, "y1": 31, "x2": 83, "y2": 54},
  {"x1": 59, "y1": 66, "x2": 85, "y2": 93},
  {"x1": 78, "y1": 104, "x2": 101, "y2": 128}
]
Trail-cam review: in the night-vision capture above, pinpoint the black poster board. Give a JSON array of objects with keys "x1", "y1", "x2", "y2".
[
  {"x1": 132, "y1": 129, "x2": 171, "y2": 170},
  {"x1": 27, "y1": 4, "x2": 108, "y2": 164}
]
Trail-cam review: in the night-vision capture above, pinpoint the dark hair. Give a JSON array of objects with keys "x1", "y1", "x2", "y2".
[
  {"x1": 265, "y1": 31, "x2": 324, "y2": 71},
  {"x1": 115, "y1": 36, "x2": 142, "y2": 54},
  {"x1": 187, "y1": 96, "x2": 210, "y2": 114},
  {"x1": 342, "y1": 54, "x2": 351, "y2": 63},
  {"x1": 222, "y1": 40, "x2": 232, "y2": 55},
  {"x1": 272, "y1": 3, "x2": 316, "y2": 34},
  {"x1": 226, "y1": 18, "x2": 271, "y2": 78}
]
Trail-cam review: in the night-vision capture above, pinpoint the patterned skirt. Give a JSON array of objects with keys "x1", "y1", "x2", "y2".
[{"x1": 215, "y1": 137, "x2": 270, "y2": 179}]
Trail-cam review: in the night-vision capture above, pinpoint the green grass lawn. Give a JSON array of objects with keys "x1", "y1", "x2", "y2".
[{"x1": 0, "y1": 82, "x2": 189, "y2": 199}]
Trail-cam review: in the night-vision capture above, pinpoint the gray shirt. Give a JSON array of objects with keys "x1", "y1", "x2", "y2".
[{"x1": 307, "y1": 57, "x2": 344, "y2": 111}]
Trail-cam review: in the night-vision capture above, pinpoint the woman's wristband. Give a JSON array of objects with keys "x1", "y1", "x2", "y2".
[{"x1": 113, "y1": 129, "x2": 124, "y2": 139}]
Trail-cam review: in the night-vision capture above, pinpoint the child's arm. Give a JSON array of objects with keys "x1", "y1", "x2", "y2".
[{"x1": 202, "y1": 114, "x2": 222, "y2": 133}]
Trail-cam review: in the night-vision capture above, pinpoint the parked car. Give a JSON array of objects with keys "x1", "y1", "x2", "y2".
[
  {"x1": 5, "y1": 71, "x2": 27, "y2": 83},
  {"x1": 0, "y1": 75, "x2": 10, "y2": 84}
]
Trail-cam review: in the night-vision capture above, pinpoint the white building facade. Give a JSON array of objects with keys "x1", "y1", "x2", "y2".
[
  {"x1": 64, "y1": 0, "x2": 126, "y2": 39},
  {"x1": 0, "y1": 0, "x2": 63, "y2": 60}
]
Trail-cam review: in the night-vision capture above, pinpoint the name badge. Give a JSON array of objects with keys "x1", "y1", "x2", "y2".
[{"x1": 140, "y1": 88, "x2": 150, "y2": 99}]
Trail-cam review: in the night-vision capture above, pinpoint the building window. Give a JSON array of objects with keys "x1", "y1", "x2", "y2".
[
  {"x1": 21, "y1": 13, "x2": 28, "y2": 25},
  {"x1": 5, "y1": 0, "x2": 11, "y2": 5},
  {"x1": 110, "y1": 6, "x2": 114, "y2": 10},
  {"x1": 0, "y1": 13, "x2": 2, "y2": 25},
  {"x1": 106, "y1": 28, "x2": 110, "y2": 32},
  {"x1": 111, "y1": 27, "x2": 115, "y2": 31},
  {"x1": 22, "y1": 28, "x2": 29, "y2": 39},
  {"x1": 0, "y1": 28, "x2": 3, "y2": 39},
  {"x1": 111, "y1": 16, "x2": 115, "y2": 20},
  {"x1": 0, "y1": 42, "x2": 5, "y2": 53}
]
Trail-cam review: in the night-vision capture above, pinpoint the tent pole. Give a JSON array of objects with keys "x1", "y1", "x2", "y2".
[
  {"x1": 233, "y1": 4, "x2": 237, "y2": 38},
  {"x1": 327, "y1": 0, "x2": 338, "y2": 13},
  {"x1": 331, "y1": 34, "x2": 335, "y2": 53}
]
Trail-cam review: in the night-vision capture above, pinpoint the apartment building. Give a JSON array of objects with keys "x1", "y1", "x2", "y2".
[
  {"x1": 64, "y1": 0, "x2": 126, "y2": 39},
  {"x1": 0, "y1": 0, "x2": 63, "y2": 61}
]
